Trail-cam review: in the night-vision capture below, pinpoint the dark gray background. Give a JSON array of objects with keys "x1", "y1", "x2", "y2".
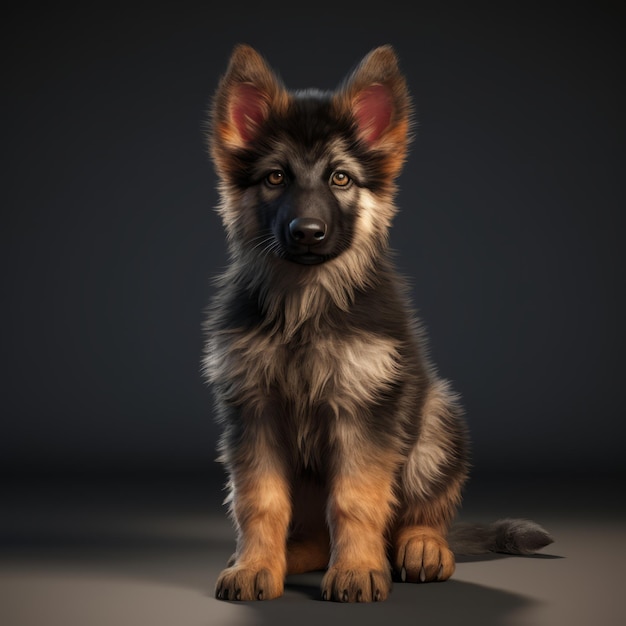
[{"x1": 2, "y1": 2, "x2": 624, "y2": 478}]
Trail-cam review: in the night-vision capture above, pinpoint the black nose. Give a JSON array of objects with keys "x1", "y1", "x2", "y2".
[{"x1": 288, "y1": 217, "x2": 327, "y2": 246}]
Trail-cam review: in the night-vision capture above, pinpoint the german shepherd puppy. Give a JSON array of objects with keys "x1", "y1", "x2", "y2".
[{"x1": 203, "y1": 44, "x2": 552, "y2": 603}]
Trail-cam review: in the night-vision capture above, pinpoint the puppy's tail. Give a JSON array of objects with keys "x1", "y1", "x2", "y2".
[{"x1": 448, "y1": 518, "x2": 554, "y2": 556}]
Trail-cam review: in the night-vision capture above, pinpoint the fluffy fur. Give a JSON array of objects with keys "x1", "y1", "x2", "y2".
[{"x1": 203, "y1": 44, "x2": 552, "y2": 603}]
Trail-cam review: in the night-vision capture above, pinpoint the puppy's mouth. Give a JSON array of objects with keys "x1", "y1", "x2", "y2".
[{"x1": 286, "y1": 252, "x2": 328, "y2": 265}]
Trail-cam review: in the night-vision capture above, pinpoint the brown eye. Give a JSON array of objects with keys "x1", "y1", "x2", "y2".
[
  {"x1": 266, "y1": 170, "x2": 285, "y2": 186},
  {"x1": 331, "y1": 171, "x2": 351, "y2": 187}
]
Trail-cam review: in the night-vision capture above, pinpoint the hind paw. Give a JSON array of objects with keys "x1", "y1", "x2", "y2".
[{"x1": 394, "y1": 528, "x2": 455, "y2": 582}]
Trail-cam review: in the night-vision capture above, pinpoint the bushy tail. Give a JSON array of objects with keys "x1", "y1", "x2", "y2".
[{"x1": 448, "y1": 518, "x2": 554, "y2": 556}]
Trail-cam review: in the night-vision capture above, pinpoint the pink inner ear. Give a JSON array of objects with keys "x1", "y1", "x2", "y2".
[
  {"x1": 354, "y1": 84, "x2": 394, "y2": 144},
  {"x1": 230, "y1": 83, "x2": 268, "y2": 143}
]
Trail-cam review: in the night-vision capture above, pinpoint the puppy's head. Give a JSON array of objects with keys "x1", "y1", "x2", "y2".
[{"x1": 208, "y1": 45, "x2": 412, "y2": 270}]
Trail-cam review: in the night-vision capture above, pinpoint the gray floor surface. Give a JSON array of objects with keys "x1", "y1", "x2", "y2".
[{"x1": 1, "y1": 474, "x2": 624, "y2": 626}]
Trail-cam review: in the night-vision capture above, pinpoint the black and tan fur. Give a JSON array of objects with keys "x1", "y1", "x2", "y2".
[{"x1": 203, "y1": 44, "x2": 552, "y2": 603}]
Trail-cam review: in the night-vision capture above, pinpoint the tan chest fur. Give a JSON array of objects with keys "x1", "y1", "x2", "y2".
[{"x1": 207, "y1": 327, "x2": 402, "y2": 418}]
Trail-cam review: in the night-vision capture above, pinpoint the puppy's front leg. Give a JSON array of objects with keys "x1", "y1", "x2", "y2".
[
  {"x1": 322, "y1": 446, "x2": 397, "y2": 602},
  {"x1": 215, "y1": 441, "x2": 291, "y2": 601}
]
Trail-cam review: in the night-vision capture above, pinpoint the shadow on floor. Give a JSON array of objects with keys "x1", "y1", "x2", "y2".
[
  {"x1": 235, "y1": 572, "x2": 537, "y2": 626},
  {"x1": 1, "y1": 475, "x2": 566, "y2": 625}
]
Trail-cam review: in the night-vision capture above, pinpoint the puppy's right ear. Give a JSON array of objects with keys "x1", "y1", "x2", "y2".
[{"x1": 209, "y1": 45, "x2": 287, "y2": 157}]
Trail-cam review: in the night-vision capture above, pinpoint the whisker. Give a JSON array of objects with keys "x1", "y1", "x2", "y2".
[
  {"x1": 250, "y1": 234, "x2": 276, "y2": 254},
  {"x1": 261, "y1": 241, "x2": 281, "y2": 260}
]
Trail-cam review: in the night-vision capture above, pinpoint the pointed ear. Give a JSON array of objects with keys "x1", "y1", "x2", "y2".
[
  {"x1": 335, "y1": 45, "x2": 412, "y2": 159},
  {"x1": 210, "y1": 45, "x2": 287, "y2": 153}
]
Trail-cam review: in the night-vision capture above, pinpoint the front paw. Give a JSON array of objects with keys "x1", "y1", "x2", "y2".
[
  {"x1": 321, "y1": 566, "x2": 392, "y2": 602},
  {"x1": 215, "y1": 565, "x2": 284, "y2": 601}
]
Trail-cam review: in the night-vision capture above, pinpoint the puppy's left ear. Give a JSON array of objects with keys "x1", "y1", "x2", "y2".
[{"x1": 335, "y1": 46, "x2": 412, "y2": 170}]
